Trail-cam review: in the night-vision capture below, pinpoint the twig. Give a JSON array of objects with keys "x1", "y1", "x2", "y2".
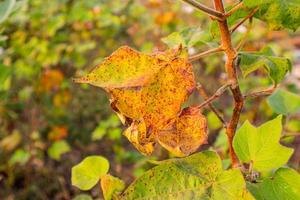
[
  {"x1": 196, "y1": 83, "x2": 227, "y2": 127},
  {"x1": 244, "y1": 86, "x2": 276, "y2": 98},
  {"x1": 236, "y1": 18, "x2": 253, "y2": 51},
  {"x1": 214, "y1": 0, "x2": 244, "y2": 168},
  {"x1": 189, "y1": 47, "x2": 223, "y2": 62},
  {"x1": 230, "y1": 8, "x2": 258, "y2": 34},
  {"x1": 196, "y1": 83, "x2": 230, "y2": 109},
  {"x1": 225, "y1": 2, "x2": 244, "y2": 17},
  {"x1": 181, "y1": 0, "x2": 224, "y2": 20}
]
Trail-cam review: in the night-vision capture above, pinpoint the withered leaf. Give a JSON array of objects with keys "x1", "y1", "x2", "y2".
[
  {"x1": 74, "y1": 46, "x2": 199, "y2": 156},
  {"x1": 157, "y1": 107, "x2": 208, "y2": 157},
  {"x1": 73, "y1": 46, "x2": 163, "y2": 88}
]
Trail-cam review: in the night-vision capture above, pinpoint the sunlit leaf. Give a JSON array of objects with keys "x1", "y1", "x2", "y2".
[
  {"x1": 162, "y1": 27, "x2": 212, "y2": 48},
  {"x1": 101, "y1": 174, "x2": 125, "y2": 200},
  {"x1": 243, "y1": 0, "x2": 300, "y2": 31},
  {"x1": 73, "y1": 46, "x2": 164, "y2": 88},
  {"x1": 157, "y1": 106, "x2": 207, "y2": 157},
  {"x1": 72, "y1": 156, "x2": 109, "y2": 191},
  {"x1": 267, "y1": 89, "x2": 300, "y2": 115},
  {"x1": 233, "y1": 115, "x2": 294, "y2": 172},
  {"x1": 0, "y1": 0, "x2": 15, "y2": 24},
  {"x1": 248, "y1": 168, "x2": 300, "y2": 200},
  {"x1": 0, "y1": 130, "x2": 21, "y2": 152},
  {"x1": 238, "y1": 47, "x2": 292, "y2": 84},
  {"x1": 47, "y1": 140, "x2": 71, "y2": 161},
  {"x1": 9, "y1": 148, "x2": 30, "y2": 165},
  {"x1": 72, "y1": 194, "x2": 93, "y2": 200},
  {"x1": 120, "y1": 151, "x2": 254, "y2": 200},
  {"x1": 75, "y1": 46, "x2": 196, "y2": 155}
]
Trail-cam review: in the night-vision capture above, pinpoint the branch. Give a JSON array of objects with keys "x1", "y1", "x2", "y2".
[
  {"x1": 189, "y1": 47, "x2": 223, "y2": 62},
  {"x1": 244, "y1": 86, "x2": 276, "y2": 99},
  {"x1": 196, "y1": 83, "x2": 230, "y2": 109},
  {"x1": 196, "y1": 83, "x2": 227, "y2": 127},
  {"x1": 181, "y1": 0, "x2": 224, "y2": 20},
  {"x1": 225, "y1": 2, "x2": 244, "y2": 17},
  {"x1": 214, "y1": 0, "x2": 244, "y2": 168},
  {"x1": 230, "y1": 8, "x2": 258, "y2": 34}
]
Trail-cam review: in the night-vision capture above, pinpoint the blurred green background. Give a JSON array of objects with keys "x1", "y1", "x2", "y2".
[{"x1": 0, "y1": 0, "x2": 299, "y2": 199}]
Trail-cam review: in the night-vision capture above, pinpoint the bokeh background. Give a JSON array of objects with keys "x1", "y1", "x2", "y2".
[{"x1": 0, "y1": 0, "x2": 299, "y2": 199}]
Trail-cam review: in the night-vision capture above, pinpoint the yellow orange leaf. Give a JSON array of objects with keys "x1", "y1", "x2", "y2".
[
  {"x1": 158, "y1": 107, "x2": 208, "y2": 157},
  {"x1": 74, "y1": 46, "x2": 196, "y2": 156}
]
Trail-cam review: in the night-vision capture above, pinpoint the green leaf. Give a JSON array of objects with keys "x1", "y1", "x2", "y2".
[
  {"x1": 72, "y1": 156, "x2": 109, "y2": 191},
  {"x1": 9, "y1": 148, "x2": 30, "y2": 165},
  {"x1": 0, "y1": 64, "x2": 12, "y2": 85},
  {"x1": 162, "y1": 27, "x2": 212, "y2": 48},
  {"x1": 267, "y1": 89, "x2": 300, "y2": 115},
  {"x1": 47, "y1": 140, "x2": 71, "y2": 161},
  {"x1": 238, "y1": 47, "x2": 292, "y2": 84},
  {"x1": 101, "y1": 174, "x2": 125, "y2": 200},
  {"x1": 120, "y1": 151, "x2": 253, "y2": 200},
  {"x1": 243, "y1": 0, "x2": 300, "y2": 31},
  {"x1": 248, "y1": 168, "x2": 300, "y2": 200},
  {"x1": 72, "y1": 194, "x2": 93, "y2": 200},
  {"x1": 233, "y1": 115, "x2": 293, "y2": 172},
  {"x1": 0, "y1": 0, "x2": 15, "y2": 24}
]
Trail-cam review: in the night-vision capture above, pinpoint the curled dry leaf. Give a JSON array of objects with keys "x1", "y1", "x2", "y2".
[
  {"x1": 74, "y1": 46, "x2": 207, "y2": 156},
  {"x1": 157, "y1": 107, "x2": 208, "y2": 157}
]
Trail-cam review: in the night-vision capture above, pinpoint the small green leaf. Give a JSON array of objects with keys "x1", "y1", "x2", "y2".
[
  {"x1": 72, "y1": 194, "x2": 93, "y2": 200},
  {"x1": 248, "y1": 168, "x2": 300, "y2": 200},
  {"x1": 239, "y1": 47, "x2": 292, "y2": 84},
  {"x1": 0, "y1": 64, "x2": 12, "y2": 85},
  {"x1": 267, "y1": 89, "x2": 300, "y2": 115},
  {"x1": 120, "y1": 151, "x2": 253, "y2": 199},
  {"x1": 72, "y1": 156, "x2": 109, "y2": 191},
  {"x1": 47, "y1": 140, "x2": 71, "y2": 161},
  {"x1": 0, "y1": 0, "x2": 15, "y2": 24},
  {"x1": 233, "y1": 115, "x2": 294, "y2": 172},
  {"x1": 91, "y1": 124, "x2": 107, "y2": 141},
  {"x1": 162, "y1": 27, "x2": 212, "y2": 48},
  {"x1": 101, "y1": 174, "x2": 125, "y2": 200},
  {"x1": 243, "y1": 0, "x2": 300, "y2": 31},
  {"x1": 9, "y1": 148, "x2": 30, "y2": 165}
]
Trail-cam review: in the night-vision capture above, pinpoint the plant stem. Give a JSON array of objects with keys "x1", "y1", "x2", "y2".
[
  {"x1": 244, "y1": 86, "x2": 276, "y2": 98},
  {"x1": 196, "y1": 83, "x2": 230, "y2": 109},
  {"x1": 181, "y1": 0, "x2": 224, "y2": 20},
  {"x1": 189, "y1": 47, "x2": 223, "y2": 62},
  {"x1": 196, "y1": 83, "x2": 227, "y2": 127},
  {"x1": 230, "y1": 8, "x2": 258, "y2": 34},
  {"x1": 213, "y1": 0, "x2": 244, "y2": 168},
  {"x1": 225, "y1": 2, "x2": 244, "y2": 17}
]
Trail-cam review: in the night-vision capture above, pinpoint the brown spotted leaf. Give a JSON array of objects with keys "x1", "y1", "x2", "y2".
[
  {"x1": 73, "y1": 46, "x2": 163, "y2": 88},
  {"x1": 157, "y1": 107, "x2": 208, "y2": 157},
  {"x1": 74, "y1": 46, "x2": 196, "y2": 155}
]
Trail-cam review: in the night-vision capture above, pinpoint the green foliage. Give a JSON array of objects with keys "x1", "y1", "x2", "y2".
[
  {"x1": 72, "y1": 194, "x2": 93, "y2": 200},
  {"x1": 121, "y1": 151, "x2": 253, "y2": 199},
  {"x1": 248, "y1": 168, "x2": 300, "y2": 200},
  {"x1": 161, "y1": 27, "x2": 212, "y2": 48},
  {"x1": 72, "y1": 156, "x2": 109, "y2": 191},
  {"x1": 0, "y1": 0, "x2": 15, "y2": 24},
  {"x1": 9, "y1": 148, "x2": 30, "y2": 165},
  {"x1": 233, "y1": 115, "x2": 293, "y2": 172},
  {"x1": 243, "y1": 0, "x2": 300, "y2": 30},
  {"x1": 267, "y1": 89, "x2": 300, "y2": 115},
  {"x1": 47, "y1": 140, "x2": 71, "y2": 161},
  {"x1": 238, "y1": 47, "x2": 292, "y2": 84}
]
